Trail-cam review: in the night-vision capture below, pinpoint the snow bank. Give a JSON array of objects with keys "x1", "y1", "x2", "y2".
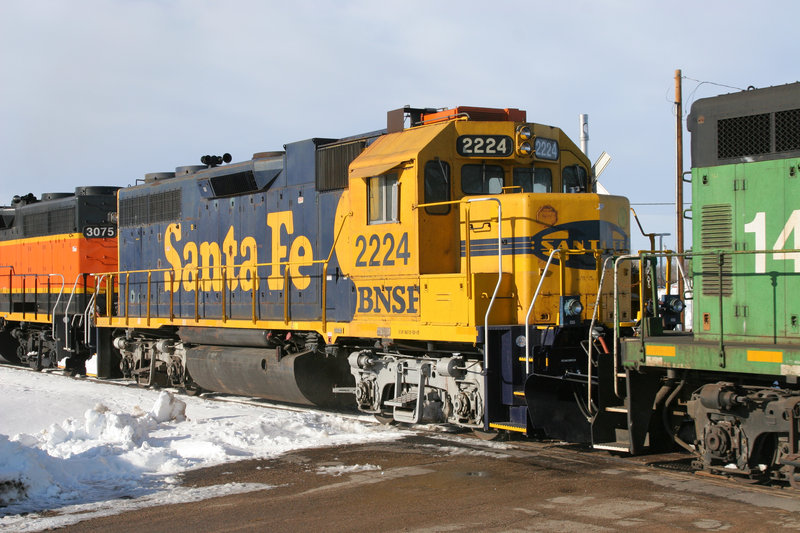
[
  {"x1": 1, "y1": 391, "x2": 190, "y2": 513},
  {"x1": 0, "y1": 367, "x2": 406, "y2": 531}
]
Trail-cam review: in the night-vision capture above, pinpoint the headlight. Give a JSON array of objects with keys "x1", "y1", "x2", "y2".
[
  {"x1": 518, "y1": 141, "x2": 532, "y2": 156},
  {"x1": 563, "y1": 298, "x2": 583, "y2": 317},
  {"x1": 517, "y1": 125, "x2": 532, "y2": 140},
  {"x1": 669, "y1": 298, "x2": 685, "y2": 313}
]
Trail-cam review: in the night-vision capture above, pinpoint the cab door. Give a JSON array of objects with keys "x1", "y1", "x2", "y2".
[{"x1": 419, "y1": 158, "x2": 459, "y2": 274}]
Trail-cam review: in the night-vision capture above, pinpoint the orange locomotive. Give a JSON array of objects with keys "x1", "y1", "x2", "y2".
[{"x1": 0, "y1": 188, "x2": 118, "y2": 371}]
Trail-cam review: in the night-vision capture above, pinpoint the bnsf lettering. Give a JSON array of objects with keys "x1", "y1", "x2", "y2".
[{"x1": 357, "y1": 285, "x2": 419, "y2": 314}]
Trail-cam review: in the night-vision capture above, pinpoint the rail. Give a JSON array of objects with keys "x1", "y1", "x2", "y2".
[
  {"x1": 585, "y1": 255, "x2": 616, "y2": 415},
  {"x1": 523, "y1": 249, "x2": 559, "y2": 376},
  {"x1": 62, "y1": 274, "x2": 90, "y2": 352},
  {"x1": 522, "y1": 248, "x2": 605, "y2": 376},
  {"x1": 613, "y1": 254, "x2": 641, "y2": 398},
  {"x1": 613, "y1": 247, "x2": 800, "y2": 388},
  {"x1": 85, "y1": 274, "x2": 112, "y2": 344},
  {"x1": 414, "y1": 197, "x2": 503, "y2": 372},
  {"x1": 0, "y1": 267, "x2": 70, "y2": 328},
  {"x1": 48, "y1": 274, "x2": 65, "y2": 341}
]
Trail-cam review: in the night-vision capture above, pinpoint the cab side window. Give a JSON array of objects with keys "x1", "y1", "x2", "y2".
[
  {"x1": 424, "y1": 160, "x2": 450, "y2": 214},
  {"x1": 368, "y1": 173, "x2": 399, "y2": 224},
  {"x1": 562, "y1": 165, "x2": 588, "y2": 193}
]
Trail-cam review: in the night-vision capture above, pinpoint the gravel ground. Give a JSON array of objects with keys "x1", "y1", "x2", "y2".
[{"x1": 55, "y1": 434, "x2": 800, "y2": 532}]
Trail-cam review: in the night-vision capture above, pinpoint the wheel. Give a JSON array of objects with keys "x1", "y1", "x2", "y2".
[
  {"x1": 374, "y1": 413, "x2": 396, "y2": 425},
  {"x1": 28, "y1": 353, "x2": 42, "y2": 372},
  {"x1": 0, "y1": 330, "x2": 21, "y2": 364},
  {"x1": 182, "y1": 380, "x2": 204, "y2": 396},
  {"x1": 472, "y1": 429, "x2": 505, "y2": 441},
  {"x1": 790, "y1": 465, "x2": 800, "y2": 490}
]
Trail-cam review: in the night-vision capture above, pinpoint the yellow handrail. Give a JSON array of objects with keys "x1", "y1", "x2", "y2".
[{"x1": 91, "y1": 212, "x2": 354, "y2": 330}]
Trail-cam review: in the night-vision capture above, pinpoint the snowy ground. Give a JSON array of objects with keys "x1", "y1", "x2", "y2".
[{"x1": 0, "y1": 366, "x2": 407, "y2": 531}]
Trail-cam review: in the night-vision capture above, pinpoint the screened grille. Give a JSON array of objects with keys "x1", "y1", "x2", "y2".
[
  {"x1": 22, "y1": 212, "x2": 47, "y2": 236},
  {"x1": 119, "y1": 189, "x2": 182, "y2": 227},
  {"x1": 316, "y1": 140, "x2": 366, "y2": 191},
  {"x1": 717, "y1": 113, "x2": 770, "y2": 159},
  {"x1": 700, "y1": 204, "x2": 733, "y2": 297},
  {"x1": 22, "y1": 207, "x2": 76, "y2": 237},
  {"x1": 776, "y1": 108, "x2": 800, "y2": 152}
]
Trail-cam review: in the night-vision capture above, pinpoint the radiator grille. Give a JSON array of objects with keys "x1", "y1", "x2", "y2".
[
  {"x1": 717, "y1": 113, "x2": 770, "y2": 159},
  {"x1": 120, "y1": 189, "x2": 182, "y2": 227},
  {"x1": 316, "y1": 140, "x2": 366, "y2": 191},
  {"x1": 22, "y1": 207, "x2": 76, "y2": 237},
  {"x1": 700, "y1": 204, "x2": 733, "y2": 297},
  {"x1": 776, "y1": 108, "x2": 800, "y2": 152}
]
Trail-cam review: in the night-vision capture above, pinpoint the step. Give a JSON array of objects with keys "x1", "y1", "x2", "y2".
[
  {"x1": 385, "y1": 391, "x2": 418, "y2": 408},
  {"x1": 489, "y1": 421, "x2": 527, "y2": 433},
  {"x1": 605, "y1": 406, "x2": 628, "y2": 414},
  {"x1": 593, "y1": 441, "x2": 631, "y2": 453}
]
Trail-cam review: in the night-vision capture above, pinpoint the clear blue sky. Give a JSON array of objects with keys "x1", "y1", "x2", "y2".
[{"x1": 1, "y1": 0, "x2": 797, "y2": 252}]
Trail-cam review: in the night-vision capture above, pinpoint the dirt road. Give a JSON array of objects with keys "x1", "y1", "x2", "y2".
[{"x1": 57, "y1": 434, "x2": 800, "y2": 532}]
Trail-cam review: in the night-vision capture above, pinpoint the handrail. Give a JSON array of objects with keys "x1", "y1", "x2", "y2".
[
  {"x1": 524, "y1": 248, "x2": 560, "y2": 375},
  {"x1": 62, "y1": 273, "x2": 87, "y2": 352},
  {"x1": 415, "y1": 197, "x2": 503, "y2": 372},
  {"x1": 523, "y1": 248, "x2": 603, "y2": 376},
  {"x1": 48, "y1": 274, "x2": 65, "y2": 341},
  {"x1": 0, "y1": 269, "x2": 61, "y2": 321},
  {"x1": 85, "y1": 274, "x2": 107, "y2": 344},
  {"x1": 3, "y1": 271, "x2": 65, "y2": 326},
  {"x1": 92, "y1": 212, "x2": 356, "y2": 330},
  {"x1": 613, "y1": 254, "x2": 640, "y2": 399},
  {"x1": 1, "y1": 266, "x2": 14, "y2": 319},
  {"x1": 586, "y1": 255, "x2": 616, "y2": 416},
  {"x1": 321, "y1": 211, "x2": 353, "y2": 331}
]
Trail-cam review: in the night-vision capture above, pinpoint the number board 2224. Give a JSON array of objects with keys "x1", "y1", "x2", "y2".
[{"x1": 456, "y1": 135, "x2": 513, "y2": 157}]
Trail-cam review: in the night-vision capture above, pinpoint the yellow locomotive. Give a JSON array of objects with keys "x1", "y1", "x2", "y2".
[{"x1": 95, "y1": 105, "x2": 631, "y2": 433}]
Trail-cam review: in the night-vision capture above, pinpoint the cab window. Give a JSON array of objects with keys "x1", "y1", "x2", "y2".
[
  {"x1": 368, "y1": 173, "x2": 398, "y2": 224},
  {"x1": 562, "y1": 165, "x2": 588, "y2": 193},
  {"x1": 461, "y1": 164, "x2": 504, "y2": 194},
  {"x1": 513, "y1": 167, "x2": 552, "y2": 193},
  {"x1": 424, "y1": 160, "x2": 450, "y2": 214}
]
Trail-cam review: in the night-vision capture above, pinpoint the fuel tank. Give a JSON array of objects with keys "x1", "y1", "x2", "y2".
[{"x1": 185, "y1": 345, "x2": 354, "y2": 408}]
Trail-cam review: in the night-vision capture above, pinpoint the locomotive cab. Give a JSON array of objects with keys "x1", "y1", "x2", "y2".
[{"x1": 337, "y1": 106, "x2": 631, "y2": 430}]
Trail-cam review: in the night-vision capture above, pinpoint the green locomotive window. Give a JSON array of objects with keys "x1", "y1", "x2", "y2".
[
  {"x1": 562, "y1": 165, "x2": 588, "y2": 193},
  {"x1": 513, "y1": 167, "x2": 552, "y2": 193},
  {"x1": 461, "y1": 163, "x2": 504, "y2": 194},
  {"x1": 368, "y1": 173, "x2": 399, "y2": 224},
  {"x1": 424, "y1": 159, "x2": 450, "y2": 215}
]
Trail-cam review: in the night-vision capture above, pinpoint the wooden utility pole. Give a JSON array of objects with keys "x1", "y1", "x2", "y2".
[{"x1": 675, "y1": 69, "x2": 684, "y2": 259}]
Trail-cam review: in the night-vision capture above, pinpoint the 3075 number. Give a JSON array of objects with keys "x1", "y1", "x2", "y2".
[
  {"x1": 355, "y1": 232, "x2": 410, "y2": 267},
  {"x1": 83, "y1": 225, "x2": 117, "y2": 238}
]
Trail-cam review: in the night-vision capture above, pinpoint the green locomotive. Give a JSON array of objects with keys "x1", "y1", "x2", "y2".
[{"x1": 614, "y1": 83, "x2": 800, "y2": 485}]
